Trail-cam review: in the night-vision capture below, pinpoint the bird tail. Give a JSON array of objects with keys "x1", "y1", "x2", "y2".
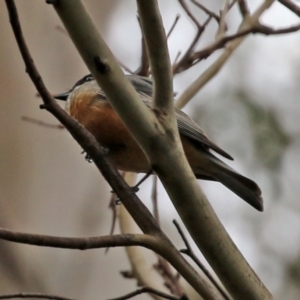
[{"x1": 196, "y1": 155, "x2": 263, "y2": 211}]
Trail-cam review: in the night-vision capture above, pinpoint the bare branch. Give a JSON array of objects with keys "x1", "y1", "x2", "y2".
[
  {"x1": 167, "y1": 14, "x2": 181, "y2": 39},
  {"x1": 256, "y1": 23, "x2": 300, "y2": 35},
  {"x1": 154, "y1": 257, "x2": 183, "y2": 296},
  {"x1": 108, "y1": 191, "x2": 118, "y2": 236},
  {"x1": 136, "y1": 0, "x2": 173, "y2": 111},
  {"x1": 0, "y1": 226, "x2": 158, "y2": 250},
  {"x1": 173, "y1": 0, "x2": 212, "y2": 73},
  {"x1": 215, "y1": 0, "x2": 230, "y2": 39},
  {"x1": 173, "y1": 220, "x2": 230, "y2": 300},
  {"x1": 190, "y1": 0, "x2": 220, "y2": 23},
  {"x1": 237, "y1": 0, "x2": 250, "y2": 17},
  {"x1": 119, "y1": 60, "x2": 134, "y2": 74},
  {"x1": 0, "y1": 293, "x2": 75, "y2": 300},
  {"x1": 179, "y1": 0, "x2": 202, "y2": 29},
  {"x1": 151, "y1": 175, "x2": 159, "y2": 223},
  {"x1": 134, "y1": 16, "x2": 150, "y2": 76},
  {"x1": 108, "y1": 287, "x2": 188, "y2": 300},
  {"x1": 188, "y1": 22, "x2": 300, "y2": 67},
  {"x1": 278, "y1": 0, "x2": 300, "y2": 17}
]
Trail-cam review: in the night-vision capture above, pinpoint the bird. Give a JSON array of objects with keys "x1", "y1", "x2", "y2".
[{"x1": 54, "y1": 74, "x2": 263, "y2": 211}]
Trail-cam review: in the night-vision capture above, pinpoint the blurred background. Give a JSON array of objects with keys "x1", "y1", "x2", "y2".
[{"x1": 0, "y1": 0, "x2": 300, "y2": 299}]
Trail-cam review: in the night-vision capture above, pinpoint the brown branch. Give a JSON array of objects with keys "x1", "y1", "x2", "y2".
[
  {"x1": 237, "y1": 0, "x2": 250, "y2": 17},
  {"x1": 278, "y1": 0, "x2": 300, "y2": 17},
  {"x1": 0, "y1": 226, "x2": 158, "y2": 250},
  {"x1": 151, "y1": 175, "x2": 159, "y2": 223},
  {"x1": 190, "y1": 0, "x2": 220, "y2": 23},
  {"x1": 108, "y1": 193, "x2": 118, "y2": 236},
  {"x1": 167, "y1": 14, "x2": 181, "y2": 39},
  {"x1": 55, "y1": 25, "x2": 69, "y2": 36},
  {"x1": 154, "y1": 257, "x2": 183, "y2": 296},
  {"x1": 216, "y1": 0, "x2": 230, "y2": 39},
  {"x1": 173, "y1": 0, "x2": 212, "y2": 73},
  {"x1": 179, "y1": 0, "x2": 202, "y2": 29},
  {"x1": 256, "y1": 23, "x2": 300, "y2": 35},
  {"x1": 108, "y1": 287, "x2": 188, "y2": 300},
  {"x1": 0, "y1": 293, "x2": 75, "y2": 300},
  {"x1": 173, "y1": 220, "x2": 231, "y2": 300},
  {"x1": 134, "y1": 16, "x2": 150, "y2": 76},
  {"x1": 136, "y1": 0, "x2": 173, "y2": 111},
  {"x1": 189, "y1": 22, "x2": 300, "y2": 64}
]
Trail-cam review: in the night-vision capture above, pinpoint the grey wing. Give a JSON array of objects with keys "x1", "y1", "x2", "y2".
[
  {"x1": 128, "y1": 75, "x2": 233, "y2": 160},
  {"x1": 127, "y1": 75, "x2": 153, "y2": 97},
  {"x1": 176, "y1": 109, "x2": 233, "y2": 160}
]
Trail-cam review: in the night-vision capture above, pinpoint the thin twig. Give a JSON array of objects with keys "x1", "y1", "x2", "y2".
[
  {"x1": 150, "y1": 176, "x2": 183, "y2": 296},
  {"x1": 134, "y1": 16, "x2": 150, "y2": 76},
  {"x1": 278, "y1": 0, "x2": 300, "y2": 17},
  {"x1": 151, "y1": 175, "x2": 159, "y2": 223},
  {"x1": 190, "y1": 0, "x2": 220, "y2": 23},
  {"x1": 173, "y1": 220, "x2": 231, "y2": 300},
  {"x1": 174, "y1": 0, "x2": 212, "y2": 73},
  {"x1": 256, "y1": 23, "x2": 300, "y2": 35},
  {"x1": 55, "y1": 25, "x2": 69, "y2": 36},
  {"x1": 108, "y1": 287, "x2": 188, "y2": 300},
  {"x1": 154, "y1": 257, "x2": 183, "y2": 296},
  {"x1": 167, "y1": 14, "x2": 181, "y2": 39},
  {"x1": 179, "y1": 0, "x2": 202, "y2": 29},
  {"x1": 119, "y1": 60, "x2": 134, "y2": 74},
  {"x1": 106, "y1": 192, "x2": 119, "y2": 253},
  {"x1": 172, "y1": 51, "x2": 181, "y2": 70},
  {"x1": 216, "y1": 0, "x2": 230, "y2": 39},
  {"x1": 0, "y1": 293, "x2": 75, "y2": 300},
  {"x1": 192, "y1": 22, "x2": 300, "y2": 62}
]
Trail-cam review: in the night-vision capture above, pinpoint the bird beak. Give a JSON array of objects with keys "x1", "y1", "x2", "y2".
[{"x1": 53, "y1": 91, "x2": 70, "y2": 101}]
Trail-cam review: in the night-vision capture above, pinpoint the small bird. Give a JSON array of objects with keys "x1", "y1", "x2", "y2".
[{"x1": 54, "y1": 74, "x2": 263, "y2": 211}]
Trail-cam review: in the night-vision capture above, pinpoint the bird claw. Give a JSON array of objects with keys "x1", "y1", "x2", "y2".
[
  {"x1": 81, "y1": 146, "x2": 109, "y2": 163},
  {"x1": 111, "y1": 185, "x2": 140, "y2": 205},
  {"x1": 81, "y1": 150, "x2": 93, "y2": 163}
]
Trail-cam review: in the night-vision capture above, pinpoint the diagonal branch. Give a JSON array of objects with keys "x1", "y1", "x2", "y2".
[
  {"x1": 190, "y1": 0, "x2": 220, "y2": 23},
  {"x1": 136, "y1": 0, "x2": 174, "y2": 112},
  {"x1": 173, "y1": 220, "x2": 230, "y2": 300},
  {"x1": 278, "y1": 0, "x2": 300, "y2": 17},
  {"x1": 134, "y1": 16, "x2": 150, "y2": 77}
]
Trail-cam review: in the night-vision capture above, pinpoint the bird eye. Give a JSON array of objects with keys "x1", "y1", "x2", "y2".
[{"x1": 85, "y1": 75, "x2": 93, "y2": 82}]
